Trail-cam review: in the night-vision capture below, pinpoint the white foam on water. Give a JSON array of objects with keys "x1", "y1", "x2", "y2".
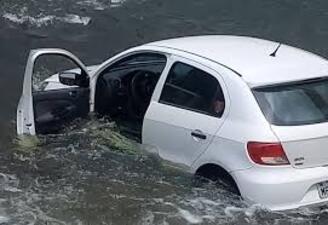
[
  {"x1": 59, "y1": 14, "x2": 91, "y2": 25},
  {"x1": 4, "y1": 187, "x2": 22, "y2": 193},
  {"x1": 154, "y1": 190, "x2": 270, "y2": 224},
  {"x1": 3, "y1": 13, "x2": 55, "y2": 27},
  {"x1": 224, "y1": 204, "x2": 268, "y2": 219},
  {"x1": 0, "y1": 173, "x2": 22, "y2": 193},
  {"x1": 77, "y1": 0, "x2": 106, "y2": 10},
  {"x1": 0, "y1": 215, "x2": 9, "y2": 223},
  {"x1": 1, "y1": 0, "x2": 127, "y2": 27},
  {"x1": 1, "y1": 0, "x2": 129, "y2": 28},
  {"x1": 3, "y1": 12, "x2": 92, "y2": 27},
  {"x1": 2, "y1": 13, "x2": 91, "y2": 27},
  {"x1": 140, "y1": 211, "x2": 155, "y2": 225},
  {"x1": 177, "y1": 208, "x2": 203, "y2": 224},
  {"x1": 76, "y1": 0, "x2": 126, "y2": 10},
  {"x1": 188, "y1": 197, "x2": 221, "y2": 207},
  {"x1": 244, "y1": 204, "x2": 266, "y2": 217},
  {"x1": 110, "y1": 0, "x2": 127, "y2": 8}
]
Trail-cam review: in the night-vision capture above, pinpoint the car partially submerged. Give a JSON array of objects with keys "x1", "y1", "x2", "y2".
[{"x1": 17, "y1": 35, "x2": 328, "y2": 210}]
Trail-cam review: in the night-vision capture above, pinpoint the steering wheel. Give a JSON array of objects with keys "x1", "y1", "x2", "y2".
[{"x1": 130, "y1": 70, "x2": 158, "y2": 119}]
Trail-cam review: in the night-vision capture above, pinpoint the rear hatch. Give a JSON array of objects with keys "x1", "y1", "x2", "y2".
[
  {"x1": 271, "y1": 124, "x2": 328, "y2": 168},
  {"x1": 253, "y1": 77, "x2": 328, "y2": 169}
]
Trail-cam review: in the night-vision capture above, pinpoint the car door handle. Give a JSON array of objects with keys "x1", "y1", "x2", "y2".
[{"x1": 191, "y1": 130, "x2": 207, "y2": 140}]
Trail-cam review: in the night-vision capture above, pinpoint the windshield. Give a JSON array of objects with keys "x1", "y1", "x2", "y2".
[{"x1": 253, "y1": 77, "x2": 328, "y2": 126}]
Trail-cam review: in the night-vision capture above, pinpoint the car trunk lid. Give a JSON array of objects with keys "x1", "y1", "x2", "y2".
[{"x1": 271, "y1": 123, "x2": 328, "y2": 169}]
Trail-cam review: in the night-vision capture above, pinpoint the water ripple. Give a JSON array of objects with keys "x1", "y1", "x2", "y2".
[{"x1": 1, "y1": 0, "x2": 127, "y2": 27}]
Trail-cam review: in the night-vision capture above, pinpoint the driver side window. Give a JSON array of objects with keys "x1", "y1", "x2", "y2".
[
  {"x1": 160, "y1": 62, "x2": 225, "y2": 117},
  {"x1": 104, "y1": 53, "x2": 167, "y2": 75}
]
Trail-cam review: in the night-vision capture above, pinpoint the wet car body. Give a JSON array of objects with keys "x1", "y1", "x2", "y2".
[{"x1": 17, "y1": 35, "x2": 328, "y2": 210}]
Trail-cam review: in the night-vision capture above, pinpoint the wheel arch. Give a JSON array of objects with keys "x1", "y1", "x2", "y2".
[{"x1": 194, "y1": 162, "x2": 241, "y2": 195}]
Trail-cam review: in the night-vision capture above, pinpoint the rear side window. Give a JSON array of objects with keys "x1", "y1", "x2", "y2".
[
  {"x1": 253, "y1": 77, "x2": 328, "y2": 126},
  {"x1": 160, "y1": 62, "x2": 225, "y2": 117}
]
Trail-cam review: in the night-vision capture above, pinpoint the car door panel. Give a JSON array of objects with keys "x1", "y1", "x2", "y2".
[
  {"x1": 143, "y1": 101, "x2": 218, "y2": 166},
  {"x1": 33, "y1": 87, "x2": 89, "y2": 134},
  {"x1": 143, "y1": 57, "x2": 228, "y2": 168}
]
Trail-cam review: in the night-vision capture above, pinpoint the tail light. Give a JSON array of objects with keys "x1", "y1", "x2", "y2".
[{"x1": 247, "y1": 142, "x2": 290, "y2": 166}]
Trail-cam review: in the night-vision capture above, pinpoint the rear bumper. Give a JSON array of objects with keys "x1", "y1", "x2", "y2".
[{"x1": 232, "y1": 165, "x2": 328, "y2": 211}]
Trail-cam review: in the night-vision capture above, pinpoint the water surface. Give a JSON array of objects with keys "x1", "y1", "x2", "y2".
[{"x1": 1, "y1": 0, "x2": 328, "y2": 224}]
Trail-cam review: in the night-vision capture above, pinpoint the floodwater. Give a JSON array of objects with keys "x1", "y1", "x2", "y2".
[{"x1": 1, "y1": 0, "x2": 328, "y2": 224}]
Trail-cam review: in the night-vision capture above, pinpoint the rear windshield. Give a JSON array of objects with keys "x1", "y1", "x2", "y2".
[{"x1": 253, "y1": 77, "x2": 328, "y2": 126}]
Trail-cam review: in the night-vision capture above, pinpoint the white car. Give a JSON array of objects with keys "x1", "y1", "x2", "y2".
[{"x1": 17, "y1": 35, "x2": 328, "y2": 211}]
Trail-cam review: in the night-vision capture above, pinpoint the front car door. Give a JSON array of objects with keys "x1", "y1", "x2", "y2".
[
  {"x1": 143, "y1": 55, "x2": 228, "y2": 167},
  {"x1": 17, "y1": 49, "x2": 91, "y2": 135}
]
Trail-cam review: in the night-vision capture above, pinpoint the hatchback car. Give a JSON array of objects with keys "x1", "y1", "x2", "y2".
[{"x1": 17, "y1": 35, "x2": 328, "y2": 211}]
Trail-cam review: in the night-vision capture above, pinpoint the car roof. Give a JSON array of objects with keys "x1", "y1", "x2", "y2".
[{"x1": 146, "y1": 35, "x2": 328, "y2": 87}]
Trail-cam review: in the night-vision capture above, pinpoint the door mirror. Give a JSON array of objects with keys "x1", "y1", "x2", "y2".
[{"x1": 59, "y1": 71, "x2": 88, "y2": 87}]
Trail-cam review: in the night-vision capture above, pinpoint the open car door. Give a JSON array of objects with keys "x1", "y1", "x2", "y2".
[{"x1": 17, "y1": 49, "x2": 91, "y2": 135}]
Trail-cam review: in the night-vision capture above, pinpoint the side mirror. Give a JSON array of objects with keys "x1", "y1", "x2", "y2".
[{"x1": 59, "y1": 71, "x2": 88, "y2": 87}]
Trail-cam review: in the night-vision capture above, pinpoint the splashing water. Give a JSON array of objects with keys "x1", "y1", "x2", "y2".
[
  {"x1": 4, "y1": 117, "x2": 327, "y2": 224},
  {"x1": 1, "y1": 0, "x2": 127, "y2": 27}
]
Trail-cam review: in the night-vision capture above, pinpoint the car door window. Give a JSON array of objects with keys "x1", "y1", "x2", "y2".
[
  {"x1": 32, "y1": 55, "x2": 84, "y2": 92},
  {"x1": 112, "y1": 53, "x2": 167, "y2": 68},
  {"x1": 101, "y1": 53, "x2": 167, "y2": 76},
  {"x1": 160, "y1": 62, "x2": 225, "y2": 117}
]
